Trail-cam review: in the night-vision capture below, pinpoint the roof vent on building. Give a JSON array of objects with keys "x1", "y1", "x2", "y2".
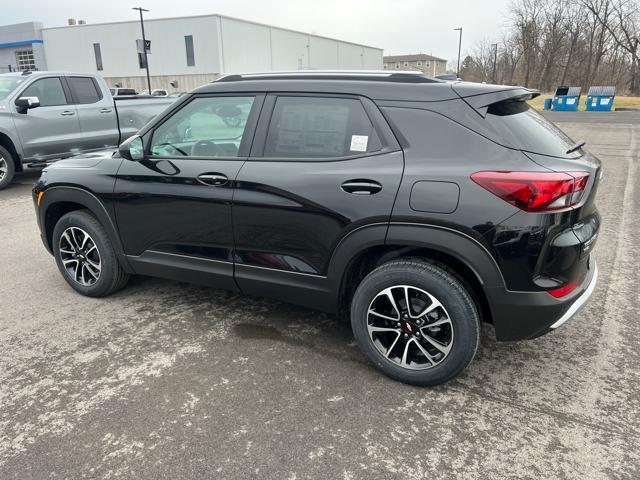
[{"x1": 68, "y1": 18, "x2": 76, "y2": 26}]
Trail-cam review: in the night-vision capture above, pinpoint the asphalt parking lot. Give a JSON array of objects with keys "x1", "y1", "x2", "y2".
[{"x1": 1, "y1": 113, "x2": 639, "y2": 479}]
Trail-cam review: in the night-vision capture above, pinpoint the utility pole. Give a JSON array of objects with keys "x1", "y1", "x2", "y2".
[
  {"x1": 454, "y1": 27, "x2": 462, "y2": 78},
  {"x1": 491, "y1": 43, "x2": 498, "y2": 84},
  {"x1": 133, "y1": 7, "x2": 151, "y2": 94}
]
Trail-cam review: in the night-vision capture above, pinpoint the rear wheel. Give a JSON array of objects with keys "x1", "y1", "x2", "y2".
[
  {"x1": 0, "y1": 146, "x2": 16, "y2": 190},
  {"x1": 52, "y1": 210, "x2": 129, "y2": 297},
  {"x1": 350, "y1": 259, "x2": 480, "y2": 386}
]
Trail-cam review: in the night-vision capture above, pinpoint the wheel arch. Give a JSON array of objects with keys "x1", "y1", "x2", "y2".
[
  {"x1": 40, "y1": 186, "x2": 132, "y2": 271},
  {"x1": 0, "y1": 130, "x2": 21, "y2": 172},
  {"x1": 330, "y1": 223, "x2": 504, "y2": 323}
]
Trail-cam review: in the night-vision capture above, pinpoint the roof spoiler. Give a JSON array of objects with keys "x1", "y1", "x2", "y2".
[{"x1": 451, "y1": 82, "x2": 540, "y2": 118}]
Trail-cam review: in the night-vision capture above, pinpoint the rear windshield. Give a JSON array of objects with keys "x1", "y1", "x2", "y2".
[{"x1": 484, "y1": 100, "x2": 579, "y2": 158}]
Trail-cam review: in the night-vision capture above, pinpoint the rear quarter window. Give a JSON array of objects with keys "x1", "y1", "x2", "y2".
[{"x1": 484, "y1": 101, "x2": 578, "y2": 158}]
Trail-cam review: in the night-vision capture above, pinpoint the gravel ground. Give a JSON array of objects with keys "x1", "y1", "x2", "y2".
[{"x1": 0, "y1": 116, "x2": 639, "y2": 479}]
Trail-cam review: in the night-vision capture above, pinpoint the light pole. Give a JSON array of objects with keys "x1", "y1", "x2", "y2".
[
  {"x1": 132, "y1": 7, "x2": 151, "y2": 94},
  {"x1": 454, "y1": 27, "x2": 462, "y2": 78},
  {"x1": 491, "y1": 43, "x2": 498, "y2": 84}
]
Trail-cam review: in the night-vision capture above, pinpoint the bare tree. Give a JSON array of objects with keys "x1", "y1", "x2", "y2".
[{"x1": 459, "y1": 0, "x2": 640, "y2": 94}]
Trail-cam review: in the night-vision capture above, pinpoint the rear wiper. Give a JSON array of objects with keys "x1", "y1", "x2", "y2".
[{"x1": 566, "y1": 140, "x2": 586, "y2": 154}]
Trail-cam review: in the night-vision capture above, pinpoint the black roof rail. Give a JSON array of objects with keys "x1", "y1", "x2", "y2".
[
  {"x1": 21, "y1": 70, "x2": 33, "y2": 76},
  {"x1": 214, "y1": 71, "x2": 442, "y2": 84}
]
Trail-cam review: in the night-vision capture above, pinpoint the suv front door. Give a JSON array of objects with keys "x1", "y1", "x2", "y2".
[
  {"x1": 232, "y1": 94, "x2": 404, "y2": 303},
  {"x1": 114, "y1": 94, "x2": 263, "y2": 290},
  {"x1": 13, "y1": 76, "x2": 82, "y2": 160}
]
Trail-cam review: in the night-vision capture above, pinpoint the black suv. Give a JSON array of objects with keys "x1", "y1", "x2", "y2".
[{"x1": 33, "y1": 72, "x2": 600, "y2": 386}]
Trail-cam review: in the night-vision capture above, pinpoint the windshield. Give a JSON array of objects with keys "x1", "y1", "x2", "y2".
[
  {"x1": 484, "y1": 100, "x2": 579, "y2": 158},
  {"x1": 0, "y1": 77, "x2": 26, "y2": 101}
]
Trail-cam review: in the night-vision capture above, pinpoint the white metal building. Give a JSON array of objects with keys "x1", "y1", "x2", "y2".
[{"x1": 41, "y1": 14, "x2": 384, "y2": 92}]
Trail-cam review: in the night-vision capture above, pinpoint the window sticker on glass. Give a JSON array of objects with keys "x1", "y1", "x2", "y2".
[{"x1": 350, "y1": 135, "x2": 369, "y2": 152}]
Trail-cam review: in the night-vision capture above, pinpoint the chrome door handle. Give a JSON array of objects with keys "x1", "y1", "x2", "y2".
[
  {"x1": 197, "y1": 173, "x2": 228, "y2": 186},
  {"x1": 341, "y1": 179, "x2": 382, "y2": 195},
  {"x1": 60, "y1": 110, "x2": 75, "y2": 116},
  {"x1": 100, "y1": 108, "x2": 112, "y2": 113}
]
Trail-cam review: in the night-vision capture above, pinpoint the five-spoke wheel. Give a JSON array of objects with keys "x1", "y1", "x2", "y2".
[
  {"x1": 52, "y1": 210, "x2": 129, "y2": 297},
  {"x1": 367, "y1": 285, "x2": 453, "y2": 370},
  {"x1": 351, "y1": 259, "x2": 480, "y2": 386},
  {"x1": 59, "y1": 227, "x2": 102, "y2": 286}
]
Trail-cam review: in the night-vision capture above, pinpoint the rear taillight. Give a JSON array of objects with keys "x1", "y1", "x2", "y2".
[{"x1": 470, "y1": 171, "x2": 590, "y2": 212}]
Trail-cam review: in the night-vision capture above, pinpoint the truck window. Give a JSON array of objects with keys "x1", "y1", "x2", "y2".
[
  {"x1": 68, "y1": 77, "x2": 102, "y2": 104},
  {"x1": 20, "y1": 77, "x2": 68, "y2": 107}
]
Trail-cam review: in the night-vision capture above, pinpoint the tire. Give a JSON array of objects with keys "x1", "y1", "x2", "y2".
[
  {"x1": 0, "y1": 145, "x2": 16, "y2": 190},
  {"x1": 52, "y1": 210, "x2": 129, "y2": 297},
  {"x1": 350, "y1": 258, "x2": 480, "y2": 386}
]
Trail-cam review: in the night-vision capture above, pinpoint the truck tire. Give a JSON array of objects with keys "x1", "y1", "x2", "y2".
[
  {"x1": 52, "y1": 210, "x2": 130, "y2": 297},
  {"x1": 350, "y1": 258, "x2": 480, "y2": 386},
  {"x1": 0, "y1": 145, "x2": 16, "y2": 190}
]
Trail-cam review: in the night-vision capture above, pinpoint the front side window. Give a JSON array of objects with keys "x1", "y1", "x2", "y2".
[
  {"x1": 150, "y1": 96, "x2": 255, "y2": 157},
  {"x1": 68, "y1": 76, "x2": 102, "y2": 104},
  {"x1": 263, "y1": 96, "x2": 382, "y2": 159},
  {"x1": 20, "y1": 77, "x2": 68, "y2": 106}
]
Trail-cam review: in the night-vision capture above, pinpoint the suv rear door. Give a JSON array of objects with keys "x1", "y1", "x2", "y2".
[{"x1": 232, "y1": 93, "x2": 404, "y2": 300}]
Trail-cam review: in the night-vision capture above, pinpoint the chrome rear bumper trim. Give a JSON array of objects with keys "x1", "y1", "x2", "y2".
[{"x1": 550, "y1": 260, "x2": 598, "y2": 329}]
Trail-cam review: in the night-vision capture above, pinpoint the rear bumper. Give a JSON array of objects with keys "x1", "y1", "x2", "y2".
[
  {"x1": 487, "y1": 257, "x2": 598, "y2": 341},
  {"x1": 549, "y1": 261, "x2": 598, "y2": 329}
]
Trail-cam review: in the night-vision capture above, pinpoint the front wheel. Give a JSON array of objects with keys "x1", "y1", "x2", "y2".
[
  {"x1": 0, "y1": 145, "x2": 16, "y2": 190},
  {"x1": 52, "y1": 210, "x2": 129, "y2": 297},
  {"x1": 350, "y1": 259, "x2": 480, "y2": 386}
]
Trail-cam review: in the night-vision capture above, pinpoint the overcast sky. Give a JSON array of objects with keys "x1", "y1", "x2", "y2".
[{"x1": 5, "y1": 0, "x2": 512, "y2": 66}]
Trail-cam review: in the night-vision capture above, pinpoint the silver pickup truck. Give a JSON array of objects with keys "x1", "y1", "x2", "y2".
[{"x1": 0, "y1": 71, "x2": 174, "y2": 189}]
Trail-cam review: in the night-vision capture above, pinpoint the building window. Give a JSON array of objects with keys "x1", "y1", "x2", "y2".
[
  {"x1": 185, "y1": 35, "x2": 195, "y2": 67},
  {"x1": 15, "y1": 49, "x2": 36, "y2": 71},
  {"x1": 426, "y1": 61, "x2": 431, "y2": 67},
  {"x1": 138, "y1": 52, "x2": 147, "y2": 69},
  {"x1": 395, "y1": 62, "x2": 400, "y2": 69},
  {"x1": 417, "y1": 61, "x2": 422, "y2": 67},
  {"x1": 93, "y1": 43, "x2": 103, "y2": 71},
  {"x1": 404, "y1": 62, "x2": 408, "y2": 67},
  {"x1": 383, "y1": 64, "x2": 387, "y2": 69}
]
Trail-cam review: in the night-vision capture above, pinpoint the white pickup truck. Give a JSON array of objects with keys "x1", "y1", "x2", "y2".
[{"x1": 0, "y1": 71, "x2": 174, "y2": 189}]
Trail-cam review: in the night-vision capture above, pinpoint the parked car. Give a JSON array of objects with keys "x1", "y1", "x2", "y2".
[
  {"x1": 141, "y1": 89, "x2": 169, "y2": 97},
  {"x1": 0, "y1": 71, "x2": 174, "y2": 189},
  {"x1": 109, "y1": 87, "x2": 137, "y2": 96},
  {"x1": 32, "y1": 71, "x2": 600, "y2": 386},
  {"x1": 435, "y1": 73, "x2": 462, "y2": 82}
]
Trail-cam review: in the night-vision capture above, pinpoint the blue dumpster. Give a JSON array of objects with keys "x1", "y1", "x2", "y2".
[
  {"x1": 586, "y1": 86, "x2": 615, "y2": 111},
  {"x1": 552, "y1": 86, "x2": 581, "y2": 111},
  {"x1": 543, "y1": 98, "x2": 552, "y2": 110}
]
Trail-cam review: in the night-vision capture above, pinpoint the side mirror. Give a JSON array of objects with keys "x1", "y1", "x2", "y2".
[
  {"x1": 119, "y1": 135, "x2": 145, "y2": 161},
  {"x1": 15, "y1": 96, "x2": 40, "y2": 112}
]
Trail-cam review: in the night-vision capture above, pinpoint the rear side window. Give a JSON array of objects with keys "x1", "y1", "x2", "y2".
[
  {"x1": 68, "y1": 76, "x2": 102, "y2": 104},
  {"x1": 20, "y1": 77, "x2": 68, "y2": 106},
  {"x1": 485, "y1": 100, "x2": 577, "y2": 158},
  {"x1": 264, "y1": 96, "x2": 382, "y2": 159}
]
